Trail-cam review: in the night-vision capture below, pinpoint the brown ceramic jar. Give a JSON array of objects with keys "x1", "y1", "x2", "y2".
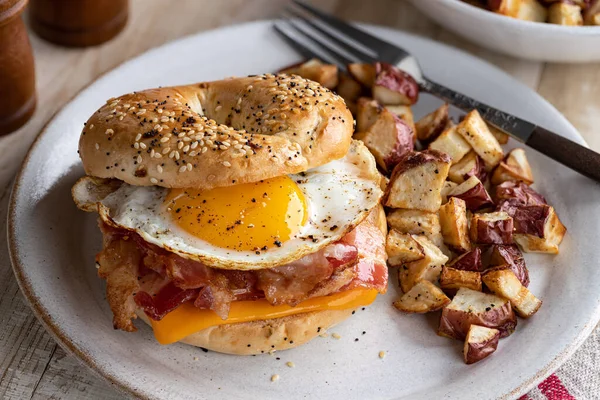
[
  {"x1": 0, "y1": 0, "x2": 36, "y2": 135},
  {"x1": 29, "y1": 0, "x2": 128, "y2": 47}
]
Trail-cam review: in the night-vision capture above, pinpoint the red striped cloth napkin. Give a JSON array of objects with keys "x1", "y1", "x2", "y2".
[{"x1": 523, "y1": 327, "x2": 599, "y2": 399}]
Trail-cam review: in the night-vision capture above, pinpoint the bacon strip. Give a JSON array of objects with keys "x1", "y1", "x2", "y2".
[{"x1": 97, "y1": 216, "x2": 388, "y2": 330}]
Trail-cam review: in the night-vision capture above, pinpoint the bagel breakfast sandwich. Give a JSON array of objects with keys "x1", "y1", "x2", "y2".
[{"x1": 72, "y1": 73, "x2": 388, "y2": 355}]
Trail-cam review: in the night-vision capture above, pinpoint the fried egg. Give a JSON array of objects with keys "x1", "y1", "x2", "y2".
[{"x1": 90, "y1": 140, "x2": 382, "y2": 270}]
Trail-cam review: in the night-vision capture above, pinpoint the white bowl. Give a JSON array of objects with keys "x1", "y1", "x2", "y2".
[{"x1": 409, "y1": 0, "x2": 600, "y2": 62}]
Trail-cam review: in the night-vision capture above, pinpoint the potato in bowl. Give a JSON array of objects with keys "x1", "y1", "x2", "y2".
[{"x1": 409, "y1": 0, "x2": 600, "y2": 62}]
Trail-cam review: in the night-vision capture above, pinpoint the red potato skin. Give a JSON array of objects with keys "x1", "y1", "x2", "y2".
[
  {"x1": 452, "y1": 183, "x2": 494, "y2": 211},
  {"x1": 494, "y1": 181, "x2": 547, "y2": 206},
  {"x1": 472, "y1": 217, "x2": 514, "y2": 245},
  {"x1": 488, "y1": 245, "x2": 530, "y2": 287},
  {"x1": 464, "y1": 154, "x2": 488, "y2": 183},
  {"x1": 464, "y1": 329, "x2": 500, "y2": 365},
  {"x1": 499, "y1": 203, "x2": 550, "y2": 237},
  {"x1": 382, "y1": 115, "x2": 416, "y2": 171},
  {"x1": 448, "y1": 247, "x2": 483, "y2": 272},
  {"x1": 439, "y1": 303, "x2": 517, "y2": 340},
  {"x1": 374, "y1": 62, "x2": 419, "y2": 105}
]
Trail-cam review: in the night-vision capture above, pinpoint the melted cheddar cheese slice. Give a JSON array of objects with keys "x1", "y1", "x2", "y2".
[{"x1": 150, "y1": 288, "x2": 378, "y2": 345}]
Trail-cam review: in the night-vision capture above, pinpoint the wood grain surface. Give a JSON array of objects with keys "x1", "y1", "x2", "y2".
[{"x1": 0, "y1": 1, "x2": 598, "y2": 399}]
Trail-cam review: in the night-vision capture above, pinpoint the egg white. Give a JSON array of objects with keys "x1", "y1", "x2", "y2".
[{"x1": 95, "y1": 140, "x2": 382, "y2": 270}]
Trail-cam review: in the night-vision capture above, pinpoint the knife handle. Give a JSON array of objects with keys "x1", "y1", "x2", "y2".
[{"x1": 527, "y1": 126, "x2": 600, "y2": 183}]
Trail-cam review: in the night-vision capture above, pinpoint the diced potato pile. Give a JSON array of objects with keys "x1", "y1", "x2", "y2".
[
  {"x1": 462, "y1": 0, "x2": 600, "y2": 26},
  {"x1": 280, "y1": 59, "x2": 567, "y2": 365}
]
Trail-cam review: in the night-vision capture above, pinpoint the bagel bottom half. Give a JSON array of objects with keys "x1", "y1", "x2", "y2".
[{"x1": 136, "y1": 308, "x2": 354, "y2": 355}]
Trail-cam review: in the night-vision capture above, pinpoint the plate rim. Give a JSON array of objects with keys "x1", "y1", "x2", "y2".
[{"x1": 7, "y1": 19, "x2": 600, "y2": 400}]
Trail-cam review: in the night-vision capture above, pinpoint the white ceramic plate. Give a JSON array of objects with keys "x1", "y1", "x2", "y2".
[
  {"x1": 410, "y1": 0, "x2": 600, "y2": 62},
  {"x1": 9, "y1": 21, "x2": 600, "y2": 400}
]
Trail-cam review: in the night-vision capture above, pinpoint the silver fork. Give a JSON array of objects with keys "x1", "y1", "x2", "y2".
[{"x1": 274, "y1": 0, "x2": 600, "y2": 183}]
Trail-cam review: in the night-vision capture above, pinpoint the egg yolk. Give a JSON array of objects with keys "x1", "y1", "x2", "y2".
[{"x1": 164, "y1": 176, "x2": 307, "y2": 251}]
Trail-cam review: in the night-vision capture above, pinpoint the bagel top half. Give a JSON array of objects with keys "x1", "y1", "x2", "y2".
[{"x1": 79, "y1": 74, "x2": 353, "y2": 189}]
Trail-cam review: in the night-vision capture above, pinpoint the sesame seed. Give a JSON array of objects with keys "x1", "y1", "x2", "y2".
[
  {"x1": 187, "y1": 163, "x2": 193, "y2": 171},
  {"x1": 157, "y1": 165, "x2": 163, "y2": 173},
  {"x1": 332, "y1": 333, "x2": 341, "y2": 339},
  {"x1": 135, "y1": 133, "x2": 142, "y2": 141},
  {"x1": 286, "y1": 362, "x2": 295, "y2": 368},
  {"x1": 183, "y1": 145, "x2": 190, "y2": 152},
  {"x1": 95, "y1": 143, "x2": 100, "y2": 150},
  {"x1": 178, "y1": 142, "x2": 184, "y2": 150},
  {"x1": 139, "y1": 142, "x2": 147, "y2": 149},
  {"x1": 154, "y1": 153, "x2": 162, "y2": 158},
  {"x1": 150, "y1": 178, "x2": 158, "y2": 184},
  {"x1": 201, "y1": 147, "x2": 208, "y2": 153},
  {"x1": 136, "y1": 109, "x2": 146, "y2": 115},
  {"x1": 134, "y1": 142, "x2": 140, "y2": 149},
  {"x1": 160, "y1": 137, "x2": 170, "y2": 143},
  {"x1": 160, "y1": 116, "x2": 169, "y2": 123},
  {"x1": 136, "y1": 155, "x2": 142, "y2": 163},
  {"x1": 105, "y1": 129, "x2": 114, "y2": 135},
  {"x1": 175, "y1": 151, "x2": 180, "y2": 160},
  {"x1": 162, "y1": 147, "x2": 171, "y2": 155},
  {"x1": 379, "y1": 351, "x2": 386, "y2": 359},
  {"x1": 189, "y1": 151, "x2": 197, "y2": 157},
  {"x1": 222, "y1": 161, "x2": 231, "y2": 167},
  {"x1": 150, "y1": 149, "x2": 155, "y2": 157},
  {"x1": 271, "y1": 375, "x2": 279, "y2": 382},
  {"x1": 169, "y1": 151, "x2": 176, "y2": 159},
  {"x1": 215, "y1": 105, "x2": 222, "y2": 112},
  {"x1": 179, "y1": 165, "x2": 187, "y2": 173}
]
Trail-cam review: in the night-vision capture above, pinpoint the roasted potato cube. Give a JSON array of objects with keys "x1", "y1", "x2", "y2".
[
  {"x1": 386, "y1": 230, "x2": 425, "y2": 266},
  {"x1": 372, "y1": 62, "x2": 419, "y2": 106},
  {"x1": 584, "y1": 0, "x2": 600, "y2": 25},
  {"x1": 488, "y1": 124, "x2": 509, "y2": 145},
  {"x1": 438, "y1": 287, "x2": 517, "y2": 340},
  {"x1": 439, "y1": 197, "x2": 471, "y2": 253},
  {"x1": 384, "y1": 150, "x2": 451, "y2": 212},
  {"x1": 448, "y1": 151, "x2": 487, "y2": 184},
  {"x1": 447, "y1": 247, "x2": 483, "y2": 272},
  {"x1": 386, "y1": 105, "x2": 417, "y2": 142},
  {"x1": 456, "y1": 110, "x2": 504, "y2": 170},
  {"x1": 356, "y1": 109, "x2": 414, "y2": 173},
  {"x1": 398, "y1": 235, "x2": 449, "y2": 293},
  {"x1": 548, "y1": 2, "x2": 583, "y2": 25},
  {"x1": 494, "y1": 181, "x2": 546, "y2": 207},
  {"x1": 336, "y1": 73, "x2": 363, "y2": 105},
  {"x1": 489, "y1": 245, "x2": 529, "y2": 287},
  {"x1": 482, "y1": 269, "x2": 542, "y2": 318},
  {"x1": 429, "y1": 125, "x2": 472, "y2": 164},
  {"x1": 356, "y1": 97, "x2": 382, "y2": 133},
  {"x1": 464, "y1": 325, "x2": 500, "y2": 365},
  {"x1": 386, "y1": 209, "x2": 444, "y2": 248},
  {"x1": 448, "y1": 176, "x2": 494, "y2": 211},
  {"x1": 393, "y1": 280, "x2": 451, "y2": 313},
  {"x1": 441, "y1": 181, "x2": 458, "y2": 204},
  {"x1": 348, "y1": 63, "x2": 376, "y2": 88},
  {"x1": 440, "y1": 266, "x2": 482, "y2": 295},
  {"x1": 510, "y1": 206, "x2": 567, "y2": 254},
  {"x1": 415, "y1": 103, "x2": 450, "y2": 142},
  {"x1": 279, "y1": 58, "x2": 338, "y2": 88},
  {"x1": 470, "y1": 211, "x2": 514, "y2": 245},
  {"x1": 490, "y1": 0, "x2": 548, "y2": 22},
  {"x1": 491, "y1": 148, "x2": 534, "y2": 185}
]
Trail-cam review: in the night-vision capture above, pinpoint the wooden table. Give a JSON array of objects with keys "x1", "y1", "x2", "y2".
[{"x1": 1, "y1": 1, "x2": 598, "y2": 398}]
